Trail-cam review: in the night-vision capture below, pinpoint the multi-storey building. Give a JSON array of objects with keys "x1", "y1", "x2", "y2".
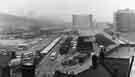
[
  {"x1": 72, "y1": 14, "x2": 94, "y2": 36},
  {"x1": 114, "y1": 9, "x2": 135, "y2": 32}
]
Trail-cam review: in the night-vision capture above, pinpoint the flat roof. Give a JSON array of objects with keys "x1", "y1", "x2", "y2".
[{"x1": 0, "y1": 54, "x2": 10, "y2": 68}]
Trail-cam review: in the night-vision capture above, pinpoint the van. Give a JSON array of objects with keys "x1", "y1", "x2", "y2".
[{"x1": 50, "y1": 52, "x2": 57, "y2": 61}]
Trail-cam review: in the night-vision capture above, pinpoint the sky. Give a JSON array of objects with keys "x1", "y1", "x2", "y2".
[{"x1": 0, "y1": 0, "x2": 135, "y2": 22}]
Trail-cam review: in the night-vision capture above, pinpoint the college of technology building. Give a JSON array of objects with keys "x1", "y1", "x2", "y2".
[
  {"x1": 72, "y1": 14, "x2": 94, "y2": 36},
  {"x1": 114, "y1": 9, "x2": 135, "y2": 32}
]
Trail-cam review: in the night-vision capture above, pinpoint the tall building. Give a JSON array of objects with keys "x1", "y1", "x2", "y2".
[
  {"x1": 114, "y1": 9, "x2": 135, "y2": 32},
  {"x1": 72, "y1": 14, "x2": 93, "y2": 26},
  {"x1": 72, "y1": 14, "x2": 95, "y2": 36}
]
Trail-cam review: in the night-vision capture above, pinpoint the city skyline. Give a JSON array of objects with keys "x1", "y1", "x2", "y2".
[{"x1": 0, "y1": 0, "x2": 135, "y2": 22}]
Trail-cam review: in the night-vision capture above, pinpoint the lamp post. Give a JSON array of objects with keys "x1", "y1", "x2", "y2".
[{"x1": 128, "y1": 41, "x2": 130, "y2": 52}]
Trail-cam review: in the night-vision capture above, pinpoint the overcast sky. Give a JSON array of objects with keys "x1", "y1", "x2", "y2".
[{"x1": 0, "y1": 0, "x2": 135, "y2": 22}]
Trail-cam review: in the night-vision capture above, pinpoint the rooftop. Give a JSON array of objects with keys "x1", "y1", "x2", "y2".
[
  {"x1": 116, "y1": 9, "x2": 135, "y2": 14},
  {"x1": 0, "y1": 54, "x2": 11, "y2": 68}
]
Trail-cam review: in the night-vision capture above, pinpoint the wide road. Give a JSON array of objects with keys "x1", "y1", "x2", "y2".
[{"x1": 35, "y1": 35, "x2": 67, "y2": 77}]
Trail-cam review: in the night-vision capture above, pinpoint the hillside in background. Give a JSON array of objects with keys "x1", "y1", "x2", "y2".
[{"x1": 0, "y1": 13, "x2": 70, "y2": 34}]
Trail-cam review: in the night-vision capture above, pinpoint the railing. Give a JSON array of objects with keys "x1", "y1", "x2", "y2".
[{"x1": 128, "y1": 56, "x2": 134, "y2": 77}]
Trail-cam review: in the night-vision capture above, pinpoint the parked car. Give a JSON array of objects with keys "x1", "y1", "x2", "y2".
[{"x1": 50, "y1": 52, "x2": 57, "y2": 61}]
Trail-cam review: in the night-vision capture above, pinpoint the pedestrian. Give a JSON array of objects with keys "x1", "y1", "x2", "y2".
[
  {"x1": 99, "y1": 51, "x2": 105, "y2": 64},
  {"x1": 92, "y1": 54, "x2": 98, "y2": 69}
]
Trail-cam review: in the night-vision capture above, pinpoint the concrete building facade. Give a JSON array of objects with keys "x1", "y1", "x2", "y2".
[
  {"x1": 72, "y1": 14, "x2": 93, "y2": 26},
  {"x1": 72, "y1": 14, "x2": 94, "y2": 36},
  {"x1": 114, "y1": 9, "x2": 135, "y2": 32}
]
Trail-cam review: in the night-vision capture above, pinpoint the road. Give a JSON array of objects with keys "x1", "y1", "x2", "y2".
[{"x1": 35, "y1": 35, "x2": 66, "y2": 77}]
